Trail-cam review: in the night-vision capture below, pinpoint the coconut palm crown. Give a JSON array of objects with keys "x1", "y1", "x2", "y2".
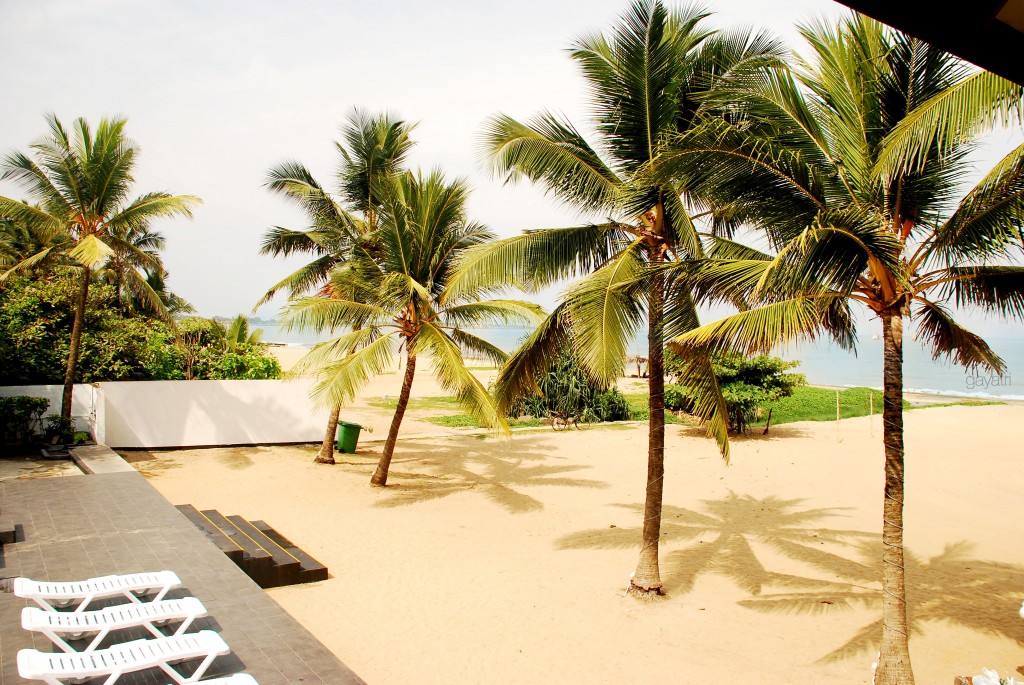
[
  {"x1": 0, "y1": 115, "x2": 199, "y2": 421},
  {"x1": 282, "y1": 169, "x2": 543, "y2": 486},
  {"x1": 657, "y1": 15, "x2": 1024, "y2": 684}
]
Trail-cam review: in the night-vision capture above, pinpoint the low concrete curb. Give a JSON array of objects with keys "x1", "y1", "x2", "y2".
[{"x1": 70, "y1": 444, "x2": 135, "y2": 474}]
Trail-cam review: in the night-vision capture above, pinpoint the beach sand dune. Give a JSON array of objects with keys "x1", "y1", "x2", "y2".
[{"x1": 140, "y1": 403, "x2": 1024, "y2": 684}]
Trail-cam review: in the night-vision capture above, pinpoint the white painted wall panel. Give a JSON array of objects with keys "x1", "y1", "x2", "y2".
[{"x1": 96, "y1": 379, "x2": 327, "y2": 448}]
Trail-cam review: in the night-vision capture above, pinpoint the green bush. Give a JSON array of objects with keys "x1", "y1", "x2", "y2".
[
  {"x1": 0, "y1": 395, "x2": 50, "y2": 443},
  {"x1": 506, "y1": 350, "x2": 631, "y2": 423},
  {"x1": 666, "y1": 351, "x2": 805, "y2": 434},
  {"x1": 0, "y1": 275, "x2": 280, "y2": 382}
]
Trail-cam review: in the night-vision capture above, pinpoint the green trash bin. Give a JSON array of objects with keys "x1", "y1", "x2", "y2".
[{"x1": 336, "y1": 420, "x2": 362, "y2": 453}]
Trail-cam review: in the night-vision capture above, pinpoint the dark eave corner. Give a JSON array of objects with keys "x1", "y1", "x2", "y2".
[{"x1": 836, "y1": 0, "x2": 1024, "y2": 86}]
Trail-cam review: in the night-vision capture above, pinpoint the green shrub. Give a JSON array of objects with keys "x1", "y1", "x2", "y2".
[
  {"x1": 506, "y1": 350, "x2": 631, "y2": 423},
  {"x1": 666, "y1": 352, "x2": 805, "y2": 434},
  {"x1": 0, "y1": 395, "x2": 50, "y2": 443}
]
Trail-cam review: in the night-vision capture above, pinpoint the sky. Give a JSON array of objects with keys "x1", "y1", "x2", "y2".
[{"x1": 1, "y1": 0, "x2": 1021, "y2": 339}]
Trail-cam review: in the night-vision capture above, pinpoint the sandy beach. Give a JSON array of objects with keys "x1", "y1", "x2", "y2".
[{"x1": 130, "y1": 363, "x2": 1024, "y2": 685}]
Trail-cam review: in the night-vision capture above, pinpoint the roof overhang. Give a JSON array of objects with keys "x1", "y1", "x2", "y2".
[{"x1": 836, "y1": 0, "x2": 1024, "y2": 85}]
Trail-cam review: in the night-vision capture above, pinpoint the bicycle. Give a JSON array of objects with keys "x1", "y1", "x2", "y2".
[{"x1": 548, "y1": 407, "x2": 599, "y2": 431}]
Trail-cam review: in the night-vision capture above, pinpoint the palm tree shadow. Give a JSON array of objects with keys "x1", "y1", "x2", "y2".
[
  {"x1": 365, "y1": 435, "x2": 608, "y2": 513},
  {"x1": 557, "y1": 492, "x2": 874, "y2": 595},
  {"x1": 739, "y1": 540, "x2": 1024, "y2": 661}
]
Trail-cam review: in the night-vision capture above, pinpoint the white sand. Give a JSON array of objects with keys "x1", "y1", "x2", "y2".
[{"x1": 139, "y1": 398, "x2": 1024, "y2": 684}]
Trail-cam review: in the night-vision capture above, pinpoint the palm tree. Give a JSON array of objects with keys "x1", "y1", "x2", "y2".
[
  {"x1": 451, "y1": 0, "x2": 782, "y2": 597},
  {"x1": 259, "y1": 109, "x2": 415, "y2": 464},
  {"x1": 661, "y1": 15, "x2": 1024, "y2": 683},
  {"x1": 225, "y1": 314, "x2": 263, "y2": 352},
  {"x1": 282, "y1": 169, "x2": 543, "y2": 486},
  {"x1": 0, "y1": 115, "x2": 199, "y2": 421},
  {"x1": 98, "y1": 223, "x2": 173, "y2": 315}
]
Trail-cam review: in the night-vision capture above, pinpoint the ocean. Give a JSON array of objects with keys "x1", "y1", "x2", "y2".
[{"x1": 256, "y1": 324, "x2": 1024, "y2": 400}]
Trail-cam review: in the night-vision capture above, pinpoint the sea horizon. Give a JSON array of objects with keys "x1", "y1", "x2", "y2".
[{"x1": 256, "y1": 324, "x2": 1024, "y2": 401}]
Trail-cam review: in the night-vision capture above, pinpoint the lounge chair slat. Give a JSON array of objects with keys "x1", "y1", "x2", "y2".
[
  {"x1": 18, "y1": 630, "x2": 229, "y2": 684},
  {"x1": 14, "y1": 571, "x2": 181, "y2": 612}
]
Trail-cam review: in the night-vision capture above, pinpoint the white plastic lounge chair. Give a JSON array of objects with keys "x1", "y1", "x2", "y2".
[
  {"x1": 22, "y1": 597, "x2": 207, "y2": 652},
  {"x1": 17, "y1": 629, "x2": 229, "y2": 685},
  {"x1": 14, "y1": 571, "x2": 181, "y2": 612}
]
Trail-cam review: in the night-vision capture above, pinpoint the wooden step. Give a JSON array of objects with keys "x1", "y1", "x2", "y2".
[
  {"x1": 226, "y1": 515, "x2": 301, "y2": 588},
  {"x1": 175, "y1": 505, "x2": 243, "y2": 563},
  {"x1": 251, "y1": 520, "x2": 329, "y2": 584},
  {"x1": 200, "y1": 509, "x2": 272, "y2": 586}
]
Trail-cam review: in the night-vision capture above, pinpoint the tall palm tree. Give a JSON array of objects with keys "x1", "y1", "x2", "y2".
[
  {"x1": 451, "y1": 0, "x2": 782, "y2": 597},
  {"x1": 0, "y1": 115, "x2": 199, "y2": 421},
  {"x1": 661, "y1": 15, "x2": 1024, "y2": 683},
  {"x1": 259, "y1": 109, "x2": 415, "y2": 464},
  {"x1": 282, "y1": 169, "x2": 543, "y2": 486}
]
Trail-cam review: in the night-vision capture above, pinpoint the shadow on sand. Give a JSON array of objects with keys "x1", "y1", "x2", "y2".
[
  {"x1": 557, "y1": 493, "x2": 872, "y2": 595},
  {"x1": 740, "y1": 539, "x2": 1024, "y2": 661},
  {"x1": 557, "y1": 492, "x2": 1024, "y2": 661},
  {"x1": 335, "y1": 435, "x2": 608, "y2": 514}
]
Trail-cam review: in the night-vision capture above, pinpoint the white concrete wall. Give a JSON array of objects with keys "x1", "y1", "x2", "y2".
[
  {"x1": 96, "y1": 379, "x2": 329, "y2": 448},
  {"x1": 0, "y1": 384, "x2": 96, "y2": 434}
]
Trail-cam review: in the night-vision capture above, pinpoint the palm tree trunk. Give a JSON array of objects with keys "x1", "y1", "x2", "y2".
[
  {"x1": 371, "y1": 350, "x2": 416, "y2": 486},
  {"x1": 629, "y1": 264, "x2": 665, "y2": 597},
  {"x1": 60, "y1": 267, "x2": 91, "y2": 423},
  {"x1": 315, "y1": 404, "x2": 342, "y2": 464},
  {"x1": 876, "y1": 313, "x2": 915, "y2": 684}
]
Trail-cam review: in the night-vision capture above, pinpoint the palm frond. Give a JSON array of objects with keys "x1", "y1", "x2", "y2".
[
  {"x1": 440, "y1": 300, "x2": 545, "y2": 328},
  {"x1": 667, "y1": 340, "x2": 730, "y2": 461},
  {"x1": 118, "y1": 267, "x2": 171, "y2": 322},
  {"x1": 278, "y1": 295, "x2": 390, "y2": 334},
  {"x1": 0, "y1": 197, "x2": 64, "y2": 233},
  {"x1": 480, "y1": 112, "x2": 621, "y2": 212},
  {"x1": 291, "y1": 327, "x2": 382, "y2": 376},
  {"x1": 67, "y1": 234, "x2": 115, "y2": 268},
  {"x1": 914, "y1": 298, "x2": 1005, "y2": 373},
  {"x1": 254, "y1": 253, "x2": 340, "y2": 308},
  {"x1": 311, "y1": 333, "x2": 397, "y2": 409},
  {"x1": 492, "y1": 305, "x2": 572, "y2": 416},
  {"x1": 678, "y1": 295, "x2": 838, "y2": 354},
  {"x1": 415, "y1": 322, "x2": 508, "y2": 433},
  {"x1": 447, "y1": 329, "x2": 509, "y2": 367},
  {"x1": 0, "y1": 246, "x2": 59, "y2": 281},
  {"x1": 106, "y1": 192, "x2": 200, "y2": 231},
  {"x1": 877, "y1": 70, "x2": 1024, "y2": 178},
  {"x1": 930, "y1": 140, "x2": 1024, "y2": 261},
  {"x1": 447, "y1": 223, "x2": 628, "y2": 300},
  {"x1": 935, "y1": 265, "x2": 1024, "y2": 318},
  {"x1": 564, "y1": 243, "x2": 648, "y2": 386}
]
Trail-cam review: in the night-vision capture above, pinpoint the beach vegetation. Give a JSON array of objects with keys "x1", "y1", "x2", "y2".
[
  {"x1": 455, "y1": 0, "x2": 786, "y2": 598},
  {"x1": 176, "y1": 316, "x2": 281, "y2": 380},
  {"x1": 282, "y1": 169, "x2": 543, "y2": 486},
  {"x1": 0, "y1": 273, "x2": 279, "y2": 382},
  {"x1": 259, "y1": 110, "x2": 415, "y2": 464},
  {"x1": 506, "y1": 350, "x2": 633, "y2": 424},
  {"x1": 0, "y1": 115, "x2": 200, "y2": 421},
  {"x1": 663, "y1": 15, "x2": 1024, "y2": 682},
  {"x1": 0, "y1": 272, "x2": 183, "y2": 383},
  {"x1": 665, "y1": 352, "x2": 805, "y2": 433}
]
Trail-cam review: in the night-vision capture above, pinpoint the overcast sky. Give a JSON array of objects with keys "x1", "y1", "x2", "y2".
[{"x1": 2, "y1": 0, "x2": 1021, "y2": 339}]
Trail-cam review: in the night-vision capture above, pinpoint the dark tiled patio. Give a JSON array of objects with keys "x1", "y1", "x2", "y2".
[{"x1": 0, "y1": 469, "x2": 366, "y2": 684}]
